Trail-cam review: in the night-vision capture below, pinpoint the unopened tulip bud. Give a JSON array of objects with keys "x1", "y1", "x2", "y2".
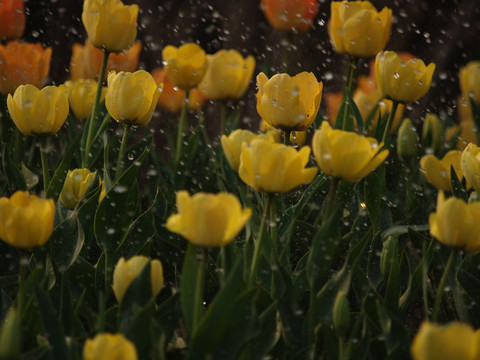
[
  {"x1": 333, "y1": 291, "x2": 351, "y2": 335},
  {"x1": 422, "y1": 113, "x2": 443, "y2": 154},
  {"x1": 380, "y1": 236, "x2": 397, "y2": 278},
  {"x1": 397, "y1": 118, "x2": 418, "y2": 162}
]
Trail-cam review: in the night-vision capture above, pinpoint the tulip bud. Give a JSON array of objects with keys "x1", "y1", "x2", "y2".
[
  {"x1": 59, "y1": 169, "x2": 97, "y2": 210},
  {"x1": 397, "y1": 118, "x2": 418, "y2": 162},
  {"x1": 422, "y1": 113, "x2": 443, "y2": 155},
  {"x1": 380, "y1": 236, "x2": 397, "y2": 278},
  {"x1": 333, "y1": 291, "x2": 351, "y2": 335},
  {"x1": 83, "y1": 333, "x2": 138, "y2": 360},
  {"x1": 0, "y1": 308, "x2": 21, "y2": 358}
]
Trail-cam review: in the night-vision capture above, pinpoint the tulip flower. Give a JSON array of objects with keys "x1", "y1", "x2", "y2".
[
  {"x1": 328, "y1": 1, "x2": 392, "y2": 58},
  {"x1": 59, "y1": 169, "x2": 97, "y2": 210},
  {"x1": 429, "y1": 191, "x2": 480, "y2": 253},
  {"x1": 0, "y1": 191, "x2": 55, "y2": 249},
  {"x1": 199, "y1": 49, "x2": 255, "y2": 100},
  {"x1": 261, "y1": 0, "x2": 318, "y2": 32},
  {"x1": 65, "y1": 79, "x2": 106, "y2": 121},
  {"x1": 411, "y1": 321, "x2": 480, "y2": 360},
  {"x1": 83, "y1": 333, "x2": 138, "y2": 360},
  {"x1": 69, "y1": 40, "x2": 142, "y2": 81},
  {"x1": 459, "y1": 61, "x2": 480, "y2": 105},
  {"x1": 375, "y1": 51, "x2": 435, "y2": 104},
  {"x1": 0, "y1": 0, "x2": 25, "y2": 41},
  {"x1": 256, "y1": 72, "x2": 323, "y2": 131},
  {"x1": 0, "y1": 41, "x2": 52, "y2": 95},
  {"x1": 105, "y1": 70, "x2": 161, "y2": 127},
  {"x1": 162, "y1": 43, "x2": 208, "y2": 91},
  {"x1": 112, "y1": 256, "x2": 164, "y2": 302},
  {"x1": 166, "y1": 191, "x2": 252, "y2": 248},
  {"x1": 7, "y1": 84, "x2": 69, "y2": 136},
  {"x1": 82, "y1": 0, "x2": 138, "y2": 53},
  {"x1": 420, "y1": 151, "x2": 463, "y2": 192},
  {"x1": 239, "y1": 137, "x2": 317, "y2": 193},
  {"x1": 312, "y1": 121, "x2": 388, "y2": 182},
  {"x1": 461, "y1": 143, "x2": 480, "y2": 194}
]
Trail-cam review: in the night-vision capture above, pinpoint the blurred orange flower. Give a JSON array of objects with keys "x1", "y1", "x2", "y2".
[
  {"x1": 261, "y1": 0, "x2": 318, "y2": 32},
  {"x1": 0, "y1": 0, "x2": 25, "y2": 41},
  {"x1": 69, "y1": 39, "x2": 141, "y2": 81},
  {"x1": 0, "y1": 41, "x2": 52, "y2": 95}
]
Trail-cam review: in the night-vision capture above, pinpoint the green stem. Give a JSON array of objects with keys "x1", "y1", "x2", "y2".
[
  {"x1": 315, "y1": 177, "x2": 339, "y2": 226},
  {"x1": 175, "y1": 92, "x2": 189, "y2": 167},
  {"x1": 249, "y1": 194, "x2": 272, "y2": 285},
  {"x1": 114, "y1": 125, "x2": 130, "y2": 181},
  {"x1": 283, "y1": 130, "x2": 291, "y2": 146},
  {"x1": 431, "y1": 248, "x2": 457, "y2": 322},
  {"x1": 17, "y1": 251, "x2": 29, "y2": 313},
  {"x1": 192, "y1": 248, "x2": 207, "y2": 332},
  {"x1": 340, "y1": 56, "x2": 358, "y2": 131},
  {"x1": 39, "y1": 137, "x2": 50, "y2": 193},
  {"x1": 220, "y1": 101, "x2": 227, "y2": 136},
  {"x1": 269, "y1": 195, "x2": 278, "y2": 251},
  {"x1": 83, "y1": 50, "x2": 109, "y2": 167},
  {"x1": 381, "y1": 100, "x2": 399, "y2": 145}
]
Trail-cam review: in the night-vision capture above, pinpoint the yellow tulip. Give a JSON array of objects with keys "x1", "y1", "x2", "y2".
[
  {"x1": 59, "y1": 169, "x2": 97, "y2": 210},
  {"x1": 375, "y1": 51, "x2": 435, "y2": 104},
  {"x1": 199, "y1": 49, "x2": 255, "y2": 100},
  {"x1": 82, "y1": 0, "x2": 138, "y2": 53},
  {"x1": 256, "y1": 72, "x2": 323, "y2": 131},
  {"x1": 162, "y1": 43, "x2": 208, "y2": 91},
  {"x1": 221, "y1": 129, "x2": 274, "y2": 172},
  {"x1": 420, "y1": 151, "x2": 463, "y2": 192},
  {"x1": 459, "y1": 61, "x2": 480, "y2": 105},
  {"x1": 429, "y1": 191, "x2": 480, "y2": 253},
  {"x1": 7, "y1": 84, "x2": 69, "y2": 136},
  {"x1": 112, "y1": 256, "x2": 164, "y2": 303},
  {"x1": 106, "y1": 70, "x2": 161, "y2": 127},
  {"x1": 65, "y1": 79, "x2": 106, "y2": 121},
  {"x1": 239, "y1": 137, "x2": 317, "y2": 193},
  {"x1": 83, "y1": 333, "x2": 138, "y2": 360},
  {"x1": 0, "y1": 191, "x2": 55, "y2": 249},
  {"x1": 166, "y1": 191, "x2": 252, "y2": 248},
  {"x1": 328, "y1": 1, "x2": 392, "y2": 58},
  {"x1": 411, "y1": 321, "x2": 480, "y2": 360},
  {"x1": 462, "y1": 143, "x2": 480, "y2": 194},
  {"x1": 312, "y1": 121, "x2": 388, "y2": 182},
  {"x1": 457, "y1": 120, "x2": 478, "y2": 151}
]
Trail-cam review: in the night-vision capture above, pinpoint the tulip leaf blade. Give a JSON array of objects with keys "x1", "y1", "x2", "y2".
[
  {"x1": 345, "y1": 88, "x2": 364, "y2": 135},
  {"x1": 50, "y1": 215, "x2": 85, "y2": 273},
  {"x1": 180, "y1": 243, "x2": 198, "y2": 337},
  {"x1": 2, "y1": 143, "x2": 26, "y2": 193},
  {"x1": 450, "y1": 165, "x2": 468, "y2": 202}
]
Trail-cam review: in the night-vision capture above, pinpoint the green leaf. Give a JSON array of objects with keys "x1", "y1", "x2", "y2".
[
  {"x1": 364, "y1": 163, "x2": 386, "y2": 230},
  {"x1": 450, "y1": 165, "x2": 468, "y2": 201},
  {"x1": 49, "y1": 215, "x2": 85, "y2": 273},
  {"x1": 180, "y1": 243, "x2": 198, "y2": 336},
  {"x1": 2, "y1": 143, "x2": 26, "y2": 192},
  {"x1": 346, "y1": 88, "x2": 364, "y2": 134}
]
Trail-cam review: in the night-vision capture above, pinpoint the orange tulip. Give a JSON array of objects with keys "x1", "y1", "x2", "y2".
[
  {"x1": 0, "y1": 41, "x2": 52, "y2": 95},
  {"x1": 0, "y1": 0, "x2": 25, "y2": 41},
  {"x1": 69, "y1": 39, "x2": 141, "y2": 81},
  {"x1": 261, "y1": 0, "x2": 318, "y2": 32}
]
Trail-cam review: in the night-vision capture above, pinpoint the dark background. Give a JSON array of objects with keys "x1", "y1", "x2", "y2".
[{"x1": 22, "y1": 0, "x2": 480, "y2": 130}]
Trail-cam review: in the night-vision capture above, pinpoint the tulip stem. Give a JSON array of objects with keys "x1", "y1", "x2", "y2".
[
  {"x1": 340, "y1": 56, "x2": 358, "y2": 131},
  {"x1": 220, "y1": 101, "x2": 227, "y2": 136},
  {"x1": 283, "y1": 130, "x2": 291, "y2": 146},
  {"x1": 39, "y1": 137, "x2": 50, "y2": 194},
  {"x1": 114, "y1": 125, "x2": 130, "y2": 182},
  {"x1": 249, "y1": 194, "x2": 272, "y2": 285},
  {"x1": 317, "y1": 177, "x2": 339, "y2": 226},
  {"x1": 192, "y1": 247, "x2": 207, "y2": 333},
  {"x1": 175, "y1": 92, "x2": 189, "y2": 167},
  {"x1": 431, "y1": 248, "x2": 457, "y2": 322},
  {"x1": 83, "y1": 50, "x2": 110, "y2": 168},
  {"x1": 382, "y1": 100, "x2": 399, "y2": 145}
]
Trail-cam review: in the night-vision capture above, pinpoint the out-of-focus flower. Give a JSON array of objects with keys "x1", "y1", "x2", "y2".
[
  {"x1": 59, "y1": 169, "x2": 97, "y2": 210},
  {"x1": 261, "y1": 0, "x2": 318, "y2": 32},
  {"x1": 166, "y1": 191, "x2": 252, "y2": 248},
  {"x1": 82, "y1": 0, "x2": 138, "y2": 53},
  {"x1": 462, "y1": 143, "x2": 480, "y2": 194},
  {"x1": 420, "y1": 151, "x2": 463, "y2": 192},
  {"x1": 83, "y1": 333, "x2": 138, "y2": 360},
  {"x1": 7, "y1": 84, "x2": 69, "y2": 136},
  {"x1": 0, "y1": 41, "x2": 52, "y2": 95},
  {"x1": 325, "y1": 92, "x2": 343, "y2": 126},
  {"x1": 112, "y1": 256, "x2": 164, "y2": 302},
  {"x1": 411, "y1": 321, "x2": 480, "y2": 360},
  {"x1": 162, "y1": 43, "x2": 208, "y2": 91},
  {"x1": 256, "y1": 72, "x2": 322, "y2": 131},
  {"x1": 106, "y1": 70, "x2": 161, "y2": 127},
  {"x1": 429, "y1": 191, "x2": 480, "y2": 253},
  {"x1": 375, "y1": 51, "x2": 435, "y2": 104},
  {"x1": 70, "y1": 40, "x2": 142, "y2": 81},
  {"x1": 397, "y1": 118, "x2": 418, "y2": 162},
  {"x1": 0, "y1": 0, "x2": 25, "y2": 41},
  {"x1": 239, "y1": 137, "x2": 317, "y2": 193},
  {"x1": 312, "y1": 121, "x2": 388, "y2": 182},
  {"x1": 457, "y1": 121, "x2": 478, "y2": 151},
  {"x1": 199, "y1": 49, "x2": 255, "y2": 100},
  {"x1": 459, "y1": 61, "x2": 480, "y2": 105},
  {"x1": 151, "y1": 68, "x2": 205, "y2": 113},
  {"x1": 65, "y1": 79, "x2": 106, "y2": 121},
  {"x1": 0, "y1": 191, "x2": 55, "y2": 249},
  {"x1": 328, "y1": 1, "x2": 392, "y2": 58},
  {"x1": 221, "y1": 129, "x2": 275, "y2": 172},
  {"x1": 457, "y1": 95, "x2": 473, "y2": 123},
  {"x1": 422, "y1": 113, "x2": 443, "y2": 154}
]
